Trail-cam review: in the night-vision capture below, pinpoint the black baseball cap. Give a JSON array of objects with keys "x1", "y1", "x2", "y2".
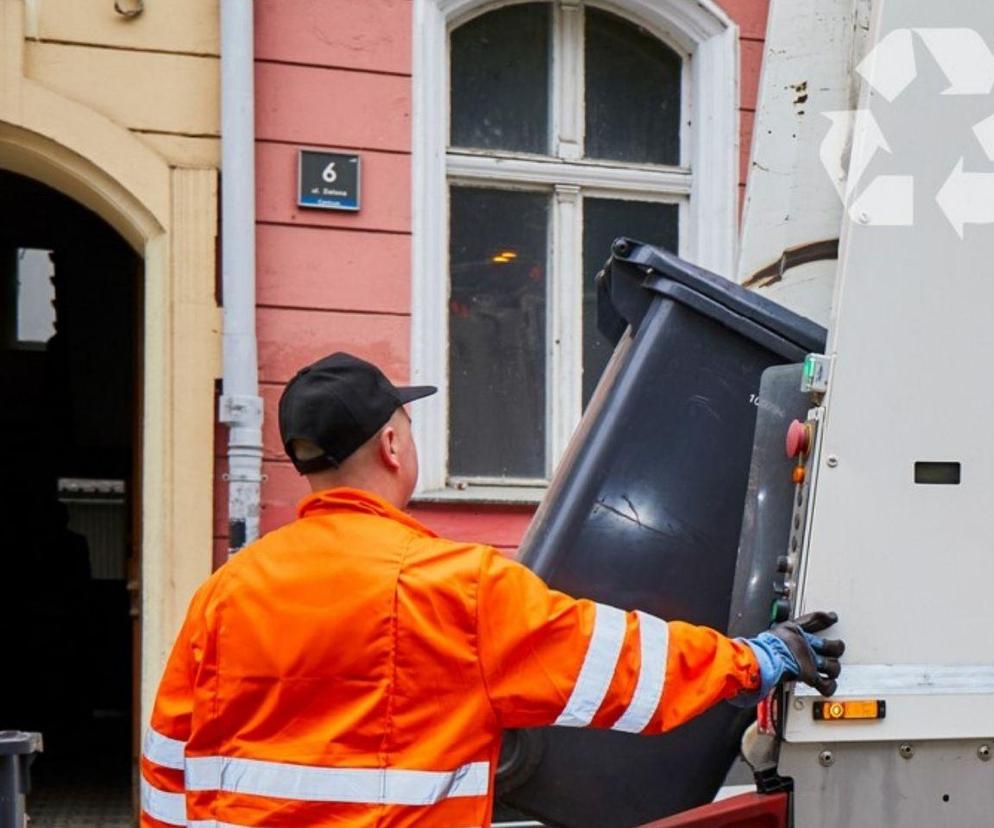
[{"x1": 278, "y1": 352, "x2": 436, "y2": 474}]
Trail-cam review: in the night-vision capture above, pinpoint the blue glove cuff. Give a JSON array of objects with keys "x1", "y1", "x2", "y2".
[{"x1": 728, "y1": 632, "x2": 798, "y2": 708}]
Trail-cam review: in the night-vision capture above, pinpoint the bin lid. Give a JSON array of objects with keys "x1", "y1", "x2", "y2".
[
  {"x1": 613, "y1": 238, "x2": 827, "y2": 357},
  {"x1": 0, "y1": 731, "x2": 43, "y2": 755}
]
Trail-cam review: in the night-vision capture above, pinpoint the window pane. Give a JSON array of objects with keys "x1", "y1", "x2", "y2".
[
  {"x1": 449, "y1": 187, "x2": 549, "y2": 478},
  {"x1": 450, "y1": 4, "x2": 551, "y2": 154},
  {"x1": 16, "y1": 248, "x2": 56, "y2": 346},
  {"x1": 584, "y1": 8, "x2": 682, "y2": 165},
  {"x1": 582, "y1": 198, "x2": 678, "y2": 406}
]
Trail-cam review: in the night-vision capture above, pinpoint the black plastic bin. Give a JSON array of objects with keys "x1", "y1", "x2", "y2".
[
  {"x1": 496, "y1": 240, "x2": 825, "y2": 827},
  {"x1": 0, "y1": 731, "x2": 41, "y2": 828}
]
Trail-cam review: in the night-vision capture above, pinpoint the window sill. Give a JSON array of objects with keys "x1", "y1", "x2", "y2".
[{"x1": 411, "y1": 485, "x2": 547, "y2": 506}]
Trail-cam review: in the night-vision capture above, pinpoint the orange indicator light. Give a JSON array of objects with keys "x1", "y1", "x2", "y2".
[{"x1": 813, "y1": 699, "x2": 886, "y2": 721}]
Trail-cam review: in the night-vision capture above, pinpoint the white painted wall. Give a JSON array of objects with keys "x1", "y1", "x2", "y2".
[{"x1": 737, "y1": 0, "x2": 873, "y2": 328}]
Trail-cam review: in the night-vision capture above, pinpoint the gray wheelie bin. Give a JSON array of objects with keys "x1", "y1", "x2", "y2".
[
  {"x1": 0, "y1": 731, "x2": 41, "y2": 828},
  {"x1": 496, "y1": 239, "x2": 825, "y2": 827}
]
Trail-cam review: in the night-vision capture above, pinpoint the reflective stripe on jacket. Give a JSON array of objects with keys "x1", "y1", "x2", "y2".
[{"x1": 140, "y1": 487, "x2": 759, "y2": 827}]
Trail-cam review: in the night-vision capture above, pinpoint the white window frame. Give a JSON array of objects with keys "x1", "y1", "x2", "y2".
[{"x1": 411, "y1": 0, "x2": 739, "y2": 503}]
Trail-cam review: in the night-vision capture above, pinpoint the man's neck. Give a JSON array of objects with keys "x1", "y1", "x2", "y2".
[{"x1": 306, "y1": 473, "x2": 405, "y2": 509}]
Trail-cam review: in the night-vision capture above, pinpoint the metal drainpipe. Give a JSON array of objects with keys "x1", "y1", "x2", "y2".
[{"x1": 218, "y1": 0, "x2": 262, "y2": 554}]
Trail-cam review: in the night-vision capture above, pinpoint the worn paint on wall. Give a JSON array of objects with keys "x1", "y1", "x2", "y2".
[
  {"x1": 737, "y1": 0, "x2": 870, "y2": 324},
  {"x1": 719, "y1": 0, "x2": 772, "y2": 212}
]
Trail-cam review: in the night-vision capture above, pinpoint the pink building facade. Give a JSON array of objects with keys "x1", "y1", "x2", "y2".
[{"x1": 214, "y1": 0, "x2": 771, "y2": 565}]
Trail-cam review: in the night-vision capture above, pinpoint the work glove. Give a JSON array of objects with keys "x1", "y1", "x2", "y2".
[{"x1": 732, "y1": 611, "x2": 845, "y2": 706}]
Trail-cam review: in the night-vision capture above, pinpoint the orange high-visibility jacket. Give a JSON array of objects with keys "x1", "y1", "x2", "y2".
[{"x1": 141, "y1": 488, "x2": 760, "y2": 827}]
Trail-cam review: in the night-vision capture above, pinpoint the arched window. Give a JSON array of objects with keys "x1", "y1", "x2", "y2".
[{"x1": 413, "y1": 0, "x2": 737, "y2": 499}]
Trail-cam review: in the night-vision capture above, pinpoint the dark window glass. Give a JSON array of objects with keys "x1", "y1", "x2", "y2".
[
  {"x1": 449, "y1": 187, "x2": 549, "y2": 478},
  {"x1": 450, "y1": 4, "x2": 551, "y2": 154},
  {"x1": 582, "y1": 198, "x2": 678, "y2": 405},
  {"x1": 584, "y1": 8, "x2": 682, "y2": 165}
]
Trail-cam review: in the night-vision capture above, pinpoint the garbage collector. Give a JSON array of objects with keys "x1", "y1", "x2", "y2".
[{"x1": 140, "y1": 352, "x2": 844, "y2": 827}]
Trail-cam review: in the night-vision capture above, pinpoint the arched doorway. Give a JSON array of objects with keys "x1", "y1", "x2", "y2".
[
  {"x1": 1, "y1": 7, "x2": 220, "y2": 818},
  {"x1": 0, "y1": 169, "x2": 141, "y2": 824}
]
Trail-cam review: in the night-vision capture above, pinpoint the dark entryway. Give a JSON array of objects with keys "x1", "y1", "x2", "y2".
[{"x1": 0, "y1": 169, "x2": 142, "y2": 825}]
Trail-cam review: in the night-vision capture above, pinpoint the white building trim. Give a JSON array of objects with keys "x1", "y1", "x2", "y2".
[
  {"x1": 447, "y1": 152, "x2": 693, "y2": 195},
  {"x1": 411, "y1": 0, "x2": 739, "y2": 500}
]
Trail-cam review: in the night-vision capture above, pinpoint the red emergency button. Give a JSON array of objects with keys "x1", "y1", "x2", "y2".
[{"x1": 786, "y1": 420, "x2": 811, "y2": 459}]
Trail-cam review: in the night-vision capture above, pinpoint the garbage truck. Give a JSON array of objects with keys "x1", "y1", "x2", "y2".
[{"x1": 495, "y1": 0, "x2": 994, "y2": 825}]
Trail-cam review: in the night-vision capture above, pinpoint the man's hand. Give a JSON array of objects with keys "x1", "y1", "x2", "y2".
[
  {"x1": 765, "y1": 611, "x2": 845, "y2": 696},
  {"x1": 737, "y1": 611, "x2": 845, "y2": 704}
]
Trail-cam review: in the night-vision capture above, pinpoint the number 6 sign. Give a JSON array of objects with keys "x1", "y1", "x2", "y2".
[{"x1": 298, "y1": 149, "x2": 361, "y2": 211}]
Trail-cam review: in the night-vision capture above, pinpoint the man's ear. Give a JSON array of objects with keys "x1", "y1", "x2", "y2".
[{"x1": 379, "y1": 425, "x2": 402, "y2": 471}]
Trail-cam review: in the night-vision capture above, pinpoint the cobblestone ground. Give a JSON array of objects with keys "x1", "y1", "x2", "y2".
[
  {"x1": 28, "y1": 783, "x2": 131, "y2": 828},
  {"x1": 24, "y1": 715, "x2": 132, "y2": 828}
]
